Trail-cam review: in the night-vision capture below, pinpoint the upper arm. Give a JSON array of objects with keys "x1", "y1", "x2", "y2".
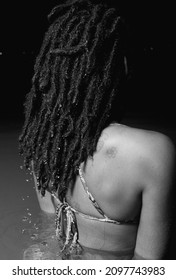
[{"x1": 134, "y1": 134, "x2": 175, "y2": 259}]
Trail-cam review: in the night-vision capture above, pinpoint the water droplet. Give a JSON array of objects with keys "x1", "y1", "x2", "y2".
[
  {"x1": 21, "y1": 197, "x2": 25, "y2": 201},
  {"x1": 33, "y1": 223, "x2": 39, "y2": 230},
  {"x1": 27, "y1": 212, "x2": 32, "y2": 216},
  {"x1": 20, "y1": 165, "x2": 23, "y2": 169},
  {"x1": 30, "y1": 233, "x2": 38, "y2": 240},
  {"x1": 26, "y1": 179, "x2": 29, "y2": 182},
  {"x1": 22, "y1": 216, "x2": 29, "y2": 222},
  {"x1": 41, "y1": 241, "x2": 48, "y2": 246},
  {"x1": 26, "y1": 195, "x2": 30, "y2": 198}
]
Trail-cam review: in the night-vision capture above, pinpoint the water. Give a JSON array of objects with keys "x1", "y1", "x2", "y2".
[
  {"x1": 0, "y1": 123, "x2": 43, "y2": 259},
  {"x1": 0, "y1": 120, "x2": 176, "y2": 259}
]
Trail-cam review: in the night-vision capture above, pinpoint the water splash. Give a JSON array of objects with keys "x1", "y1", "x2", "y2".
[
  {"x1": 41, "y1": 241, "x2": 48, "y2": 246},
  {"x1": 30, "y1": 233, "x2": 39, "y2": 240},
  {"x1": 21, "y1": 228, "x2": 27, "y2": 234},
  {"x1": 33, "y1": 223, "x2": 39, "y2": 230},
  {"x1": 22, "y1": 216, "x2": 29, "y2": 222}
]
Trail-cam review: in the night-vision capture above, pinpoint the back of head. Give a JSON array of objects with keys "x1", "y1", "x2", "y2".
[{"x1": 19, "y1": 0, "x2": 128, "y2": 199}]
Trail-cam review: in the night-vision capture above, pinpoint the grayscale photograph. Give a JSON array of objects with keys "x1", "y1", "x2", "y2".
[{"x1": 0, "y1": 0, "x2": 176, "y2": 261}]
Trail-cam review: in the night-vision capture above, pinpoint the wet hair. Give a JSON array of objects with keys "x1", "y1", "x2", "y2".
[{"x1": 19, "y1": 0, "x2": 128, "y2": 200}]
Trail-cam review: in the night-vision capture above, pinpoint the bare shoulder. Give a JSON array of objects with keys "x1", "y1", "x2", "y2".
[
  {"x1": 105, "y1": 123, "x2": 175, "y2": 161},
  {"x1": 103, "y1": 124, "x2": 175, "y2": 187},
  {"x1": 128, "y1": 126, "x2": 175, "y2": 170}
]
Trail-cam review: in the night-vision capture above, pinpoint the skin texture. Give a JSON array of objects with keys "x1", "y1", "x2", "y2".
[
  {"x1": 34, "y1": 123, "x2": 175, "y2": 259},
  {"x1": 105, "y1": 146, "x2": 118, "y2": 159},
  {"x1": 96, "y1": 132, "x2": 109, "y2": 153}
]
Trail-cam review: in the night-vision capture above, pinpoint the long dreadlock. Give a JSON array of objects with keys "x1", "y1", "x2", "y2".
[{"x1": 19, "y1": 0, "x2": 128, "y2": 200}]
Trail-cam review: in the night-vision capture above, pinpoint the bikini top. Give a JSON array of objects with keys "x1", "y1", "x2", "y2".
[{"x1": 51, "y1": 165, "x2": 138, "y2": 258}]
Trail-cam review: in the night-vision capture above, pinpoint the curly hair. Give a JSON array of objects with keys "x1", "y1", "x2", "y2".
[{"x1": 19, "y1": 0, "x2": 128, "y2": 200}]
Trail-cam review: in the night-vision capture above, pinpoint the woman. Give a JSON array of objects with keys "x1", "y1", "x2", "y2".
[{"x1": 19, "y1": 0, "x2": 175, "y2": 259}]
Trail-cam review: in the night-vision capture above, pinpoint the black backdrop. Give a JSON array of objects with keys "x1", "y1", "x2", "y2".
[{"x1": 1, "y1": 1, "x2": 176, "y2": 126}]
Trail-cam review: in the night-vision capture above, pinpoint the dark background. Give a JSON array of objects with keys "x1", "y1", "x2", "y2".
[{"x1": 1, "y1": 0, "x2": 176, "y2": 125}]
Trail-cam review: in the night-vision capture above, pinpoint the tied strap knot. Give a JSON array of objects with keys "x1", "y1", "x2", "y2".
[{"x1": 55, "y1": 200, "x2": 82, "y2": 257}]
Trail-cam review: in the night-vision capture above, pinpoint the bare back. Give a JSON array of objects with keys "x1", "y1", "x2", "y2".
[{"x1": 35, "y1": 123, "x2": 175, "y2": 259}]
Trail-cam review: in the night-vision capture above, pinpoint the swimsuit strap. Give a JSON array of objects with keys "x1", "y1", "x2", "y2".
[
  {"x1": 51, "y1": 191, "x2": 122, "y2": 259},
  {"x1": 52, "y1": 193, "x2": 82, "y2": 258},
  {"x1": 51, "y1": 192, "x2": 122, "y2": 224},
  {"x1": 78, "y1": 166, "x2": 108, "y2": 219},
  {"x1": 52, "y1": 163, "x2": 138, "y2": 257},
  {"x1": 78, "y1": 166, "x2": 138, "y2": 225}
]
